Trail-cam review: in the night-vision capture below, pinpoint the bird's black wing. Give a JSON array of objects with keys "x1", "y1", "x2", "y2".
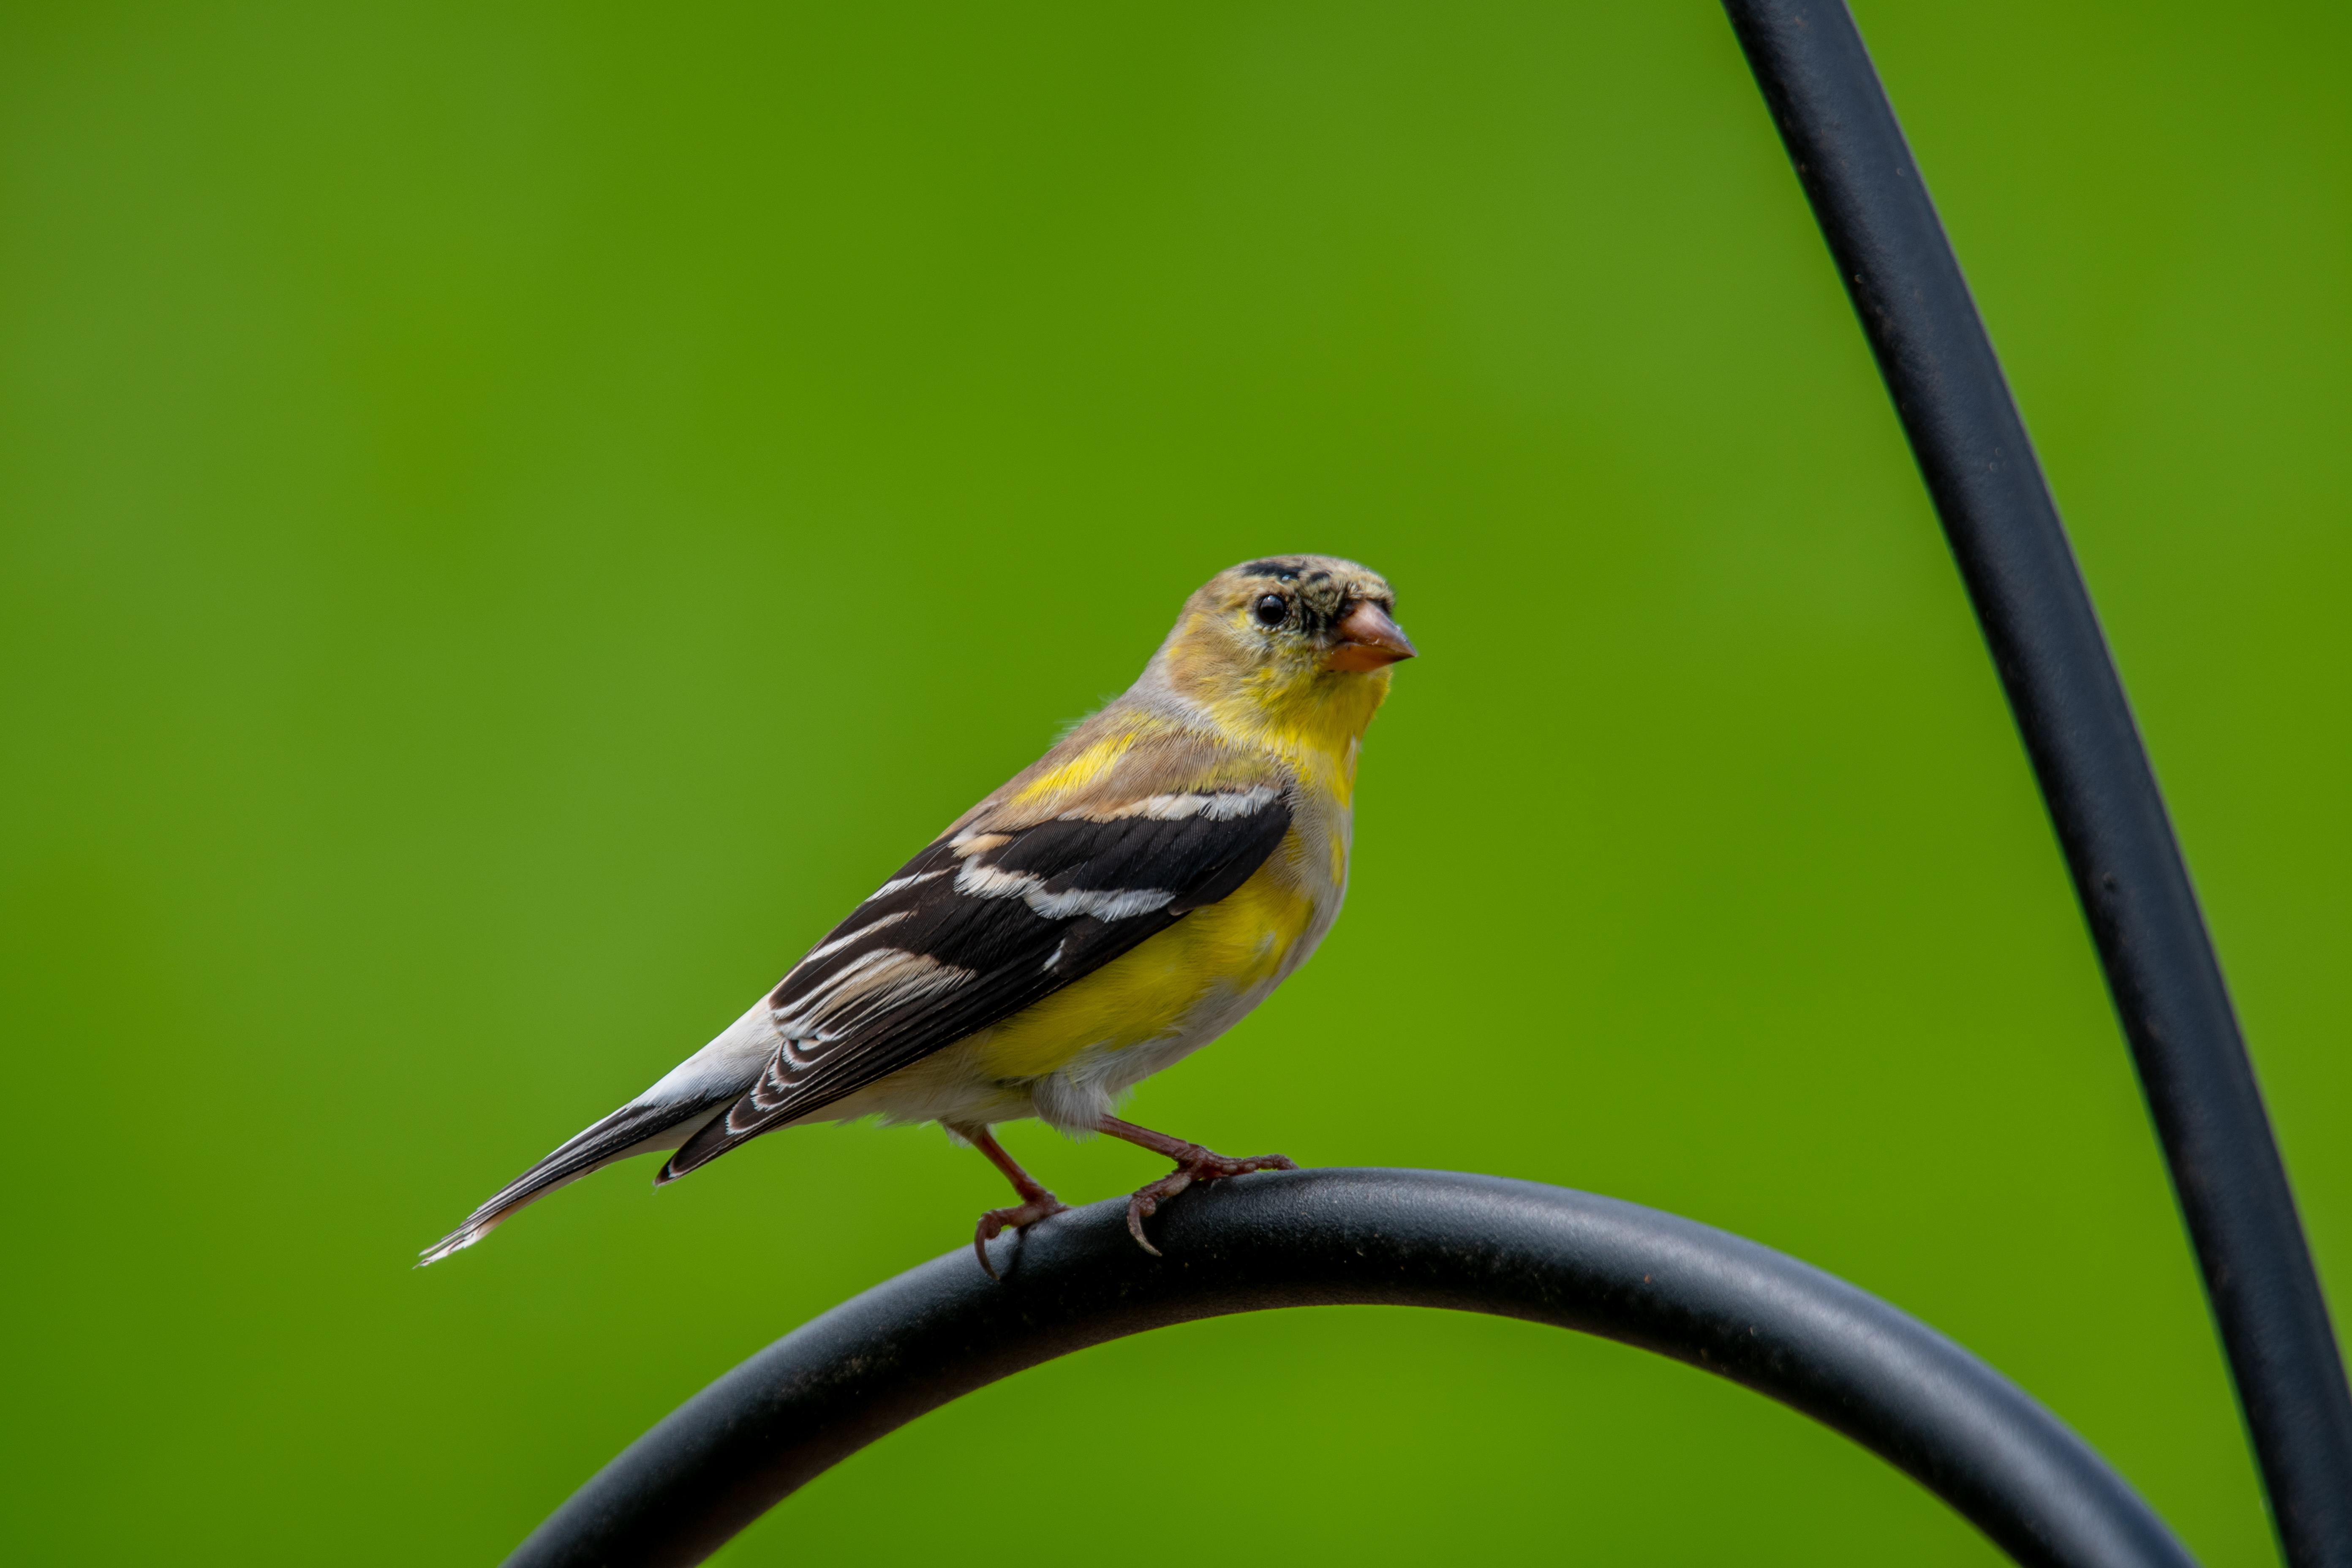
[{"x1": 662, "y1": 784, "x2": 1292, "y2": 1178}]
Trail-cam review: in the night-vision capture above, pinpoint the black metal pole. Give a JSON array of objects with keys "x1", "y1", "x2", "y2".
[
  {"x1": 1717, "y1": 5, "x2": 2352, "y2": 1563},
  {"x1": 506, "y1": 1170, "x2": 2195, "y2": 1568}
]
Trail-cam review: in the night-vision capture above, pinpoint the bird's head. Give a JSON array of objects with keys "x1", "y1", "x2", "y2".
[{"x1": 1146, "y1": 555, "x2": 1416, "y2": 752}]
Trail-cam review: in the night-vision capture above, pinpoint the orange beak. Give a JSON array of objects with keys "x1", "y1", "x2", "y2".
[{"x1": 1325, "y1": 599, "x2": 1418, "y2": 672}]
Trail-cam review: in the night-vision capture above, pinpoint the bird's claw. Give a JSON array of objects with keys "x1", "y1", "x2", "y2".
[
  {"x1": 1124, "y1": 1146, "x2": 1299, "y2": 1257},
  {"x1": 973, "y1": 1194, "x2": 1070, "y2": 1280}
]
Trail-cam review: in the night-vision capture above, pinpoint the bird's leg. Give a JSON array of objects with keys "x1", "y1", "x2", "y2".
[
  {"x1": 1096, "y1": 1114, "x2": 1299, "y2": 1257},
  {"x1": 962, "y1": 1124, "x2": 1070, "y2": 1279}
]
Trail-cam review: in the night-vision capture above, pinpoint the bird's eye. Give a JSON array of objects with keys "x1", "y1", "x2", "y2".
[{"x1": 1252, "y1": 593, "x2": 1290, "y2": 627}]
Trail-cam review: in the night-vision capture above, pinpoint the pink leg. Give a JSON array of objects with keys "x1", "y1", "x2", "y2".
[
  {"x1": 962, "y1": 1124, "x2": 1070, "y2": 1279},
  {"x1": 1096, "y1": 1114, "x2": 1298, "y2": 1256}
]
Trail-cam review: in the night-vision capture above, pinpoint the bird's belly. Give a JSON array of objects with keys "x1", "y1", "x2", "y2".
[{"x1": 969, "y1": 856, "x2": 1323, "y2": 1085}]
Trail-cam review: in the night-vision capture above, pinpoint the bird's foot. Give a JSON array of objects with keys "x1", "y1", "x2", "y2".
[
  {"x1": 973, "y1": 1193, "x2": 1070, "y2": 1280},
  {"x1": 1125, "y1": 1146, "x2": 1298, "y2": 1257}
]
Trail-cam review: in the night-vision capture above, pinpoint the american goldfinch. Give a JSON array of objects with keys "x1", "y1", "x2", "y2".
[{"x1": 421, "y1": 555, "x2": 1415, "y2": 1273}]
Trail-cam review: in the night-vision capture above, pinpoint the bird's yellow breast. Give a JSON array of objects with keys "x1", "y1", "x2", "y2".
[{"x1": 969, "y1": 847, "x2": 1320, "y2": 1082}]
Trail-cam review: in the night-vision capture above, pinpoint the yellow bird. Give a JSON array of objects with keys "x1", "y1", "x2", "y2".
[{"x1": 421, "y1": 555, "x2": 1416, "y2": 1273}]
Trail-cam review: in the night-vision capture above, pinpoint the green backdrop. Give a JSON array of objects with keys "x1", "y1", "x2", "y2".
[{"x1": 4, "y1": 2, "x2": 2344, "y2": 1563}]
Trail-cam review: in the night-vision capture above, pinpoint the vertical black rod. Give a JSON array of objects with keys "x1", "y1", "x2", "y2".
[{"x1": 1718, "y1": 4, "x2": 2352, "y2": 1565}]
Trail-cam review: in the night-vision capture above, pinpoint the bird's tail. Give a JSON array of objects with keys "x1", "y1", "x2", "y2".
[{"x1": 417, "y1": 1094, "x2": 729, "y2": 1266}]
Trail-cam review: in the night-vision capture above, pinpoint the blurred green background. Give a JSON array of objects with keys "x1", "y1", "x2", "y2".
[{"x1": 3, "y1": 1, "x2": 2345, "y2": 1562}]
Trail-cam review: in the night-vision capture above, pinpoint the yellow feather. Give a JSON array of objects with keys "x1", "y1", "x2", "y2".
[
  {"x1": 969, "y1": 856, "x2": 1318, "y2": 1081},
  {"x1": 1008, "y1": 728, "x2": 1140, "y2": 806},
  {"x1": 1201, "y1": 669, "x2": 1389, "y2": 809}
]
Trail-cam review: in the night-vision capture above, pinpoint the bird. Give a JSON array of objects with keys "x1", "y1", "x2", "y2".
[{"x1": 419, "y1": 554, "x2": 1416, "y2": 1275}]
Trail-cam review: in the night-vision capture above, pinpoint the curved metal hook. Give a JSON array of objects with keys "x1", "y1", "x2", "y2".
[
  {"x1": 1718, "y1": 6, "x2": 2352, "y2": 1559},
  {"x1": 505, "y1": 1170, "x2": 2194, "y2": 1568}
]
